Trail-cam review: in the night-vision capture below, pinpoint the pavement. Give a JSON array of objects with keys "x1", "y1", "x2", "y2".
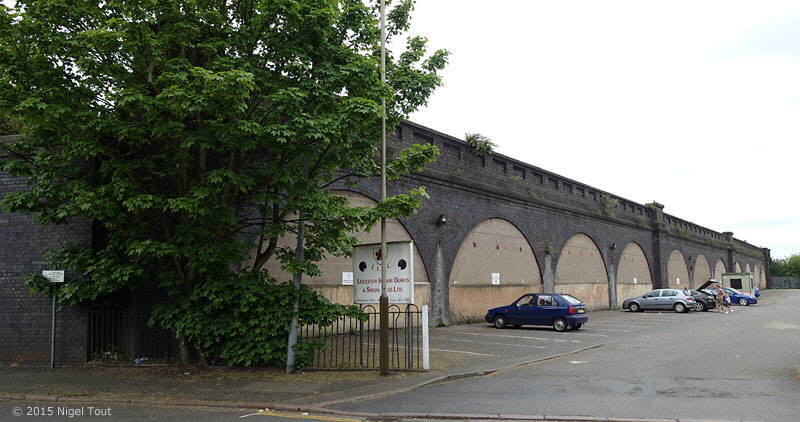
[{"x1": 2, "y1": 290, "x2": 797, "y2": 421}]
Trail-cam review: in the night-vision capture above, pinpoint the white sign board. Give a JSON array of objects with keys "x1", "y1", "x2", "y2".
[
  {"x1": 341, "y1": 271, "x2": 354, "y2": 286},
  {"x1": 353, "y1": 241, "x2": 414, "y2": 304},
  {"x1": 491, "y1": 272, "x2": 501, "y2": 285},
  {"x1": 42, "y1": 270, "x2": 64, "y2": 283}
]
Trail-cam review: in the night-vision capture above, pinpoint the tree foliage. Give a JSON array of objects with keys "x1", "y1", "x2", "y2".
[
  {"x1": 771, "y1": 254, "x2": 800, "y2": 277},
  {"x1": 0, "y1": 0, "x2": 447, "y2": 366}
]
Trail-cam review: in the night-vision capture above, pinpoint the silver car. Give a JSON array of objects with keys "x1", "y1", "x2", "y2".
[{"x1": 622, "y1": 288, "x2": 696, "y2": 313}]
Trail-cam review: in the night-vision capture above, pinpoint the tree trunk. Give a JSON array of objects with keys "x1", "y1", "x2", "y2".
[{"x1": 285, "y1": 208, "x2": 305, "y2": 374}]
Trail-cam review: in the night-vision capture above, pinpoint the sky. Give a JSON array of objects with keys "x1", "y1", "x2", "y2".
[{"x1": 401, "y1": 0, "x2": 800, "y2": 259}]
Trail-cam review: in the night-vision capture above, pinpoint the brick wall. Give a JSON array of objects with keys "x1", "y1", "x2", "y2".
[{"x1": 0, "y1": 173, "x2": 91, "y2": 366}]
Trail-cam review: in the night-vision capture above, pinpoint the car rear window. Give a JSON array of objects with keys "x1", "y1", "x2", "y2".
[{"x1": 560, "y1": 294, "x2": 582, "y2": 305}]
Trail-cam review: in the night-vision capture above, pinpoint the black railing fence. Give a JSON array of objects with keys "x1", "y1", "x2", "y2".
[
  {"x1": 86, "y1": 303, "x2": 176, "y2": 363},
  {"x1": 300, "y1": 304, "x2": 423, "y2": 370}
]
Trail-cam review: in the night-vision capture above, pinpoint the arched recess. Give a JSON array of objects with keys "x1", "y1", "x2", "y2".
[
  {"x1": 714, "y1": 259, "x2": 726, "y2": 280},
  {"x1": 555, "y1": 233, "x2": 609, "y2": 310},
  {"x1": 449, "y1": 218, "x2": 542, "y2": 321},
  {"x1": 666, "y1": 250, "x2": 689, "y2": 288},
  {"x1": 255, "y1": 190, "x2": 430, "y2": 305},
  {"x1": 735, "y1": 262, "x2": 742, "y2": 272},
  {"x1": 615, "y1": 242, "x2": 653, "y2": 302},
  {"x1": 745, "y1": 263, "x2": 751, "y2": 274},
  {"x1": 692, "y1": 255, "x2": 711, "y2": 288},
  {"x1": 449, "y1": 218, "x2": 541, "y2": 321}
]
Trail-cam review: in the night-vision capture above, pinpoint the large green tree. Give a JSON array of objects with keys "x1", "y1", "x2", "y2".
[
  {"x1": 771, "y1": 254, "x2": 800, "y2": 277},
  {"x1": 0, "y1": 0, "x2": 446, "y2": 366}
]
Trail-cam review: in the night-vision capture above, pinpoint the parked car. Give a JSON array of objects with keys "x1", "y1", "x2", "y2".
[
  {"x1": 485, "y1": 293, "x2": 588, "y2": 332},
  {"x1": 686, "y1": 289, "x2": 716, "y2": 311},
  {"x1": 697, "y1": 280, "x2": 758, "y2": 306},
  {"x1": 721, "y1": 287, "x2": 758, "y2": 306},
  {"x1": 621, "y1": 288, "x2": 696, "y2": 313}
]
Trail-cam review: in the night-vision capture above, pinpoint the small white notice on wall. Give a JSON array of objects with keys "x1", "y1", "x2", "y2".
[
  {"x1": 676, "y1": 278, "x2": 681, "y2": 285},
  {"x1": 633, "y1": 277, "x2": 638, "y2": 284},
  {"x1": 342, "y1": 271, "x2": 354, "y2": 285},
  {"x1": 491, "y1": 273, "x2": 501, "y2": 285}
]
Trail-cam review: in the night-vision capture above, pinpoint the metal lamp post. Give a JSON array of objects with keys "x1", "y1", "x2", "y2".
[{"x1": 379, "y1": 0, "x2": 389, "y2": 376}]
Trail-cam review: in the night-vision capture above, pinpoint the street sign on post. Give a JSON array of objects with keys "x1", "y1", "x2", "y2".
[
  {"x1": 42, "y1": 270, "x2": 64, "y2": 283},
  {"x1": 353, "y1": 241, "x2": 414, "y2": 304},
  {"x1": 42, "y1": 270, "x2": 64, "y2": 369}
]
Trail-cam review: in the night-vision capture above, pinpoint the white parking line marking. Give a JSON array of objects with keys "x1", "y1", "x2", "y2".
[
  {"x1": 444, "y1": 338, "x2": 546, "y2": 348},
  {"x1": 581, "y1": 328, "x2": 633, "y2": 333},
  {"x1": 458, "y1": 332, "x2": 557, "y2": 341},
  {"x1": 429, "y1": 347, "x2": 497, "y2": 356}
]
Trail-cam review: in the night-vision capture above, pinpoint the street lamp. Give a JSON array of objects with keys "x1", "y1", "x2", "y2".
[{"x1": 379, "y1": 0, "x2": 389, "y2": 376}]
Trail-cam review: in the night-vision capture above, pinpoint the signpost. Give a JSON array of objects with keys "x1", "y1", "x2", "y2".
[
  {"x1": 42, "y1": 270, "x2": 64, "y2": 369},
  {"x1": 353, "y1": 241, "x2": 414, "y2": 304}
]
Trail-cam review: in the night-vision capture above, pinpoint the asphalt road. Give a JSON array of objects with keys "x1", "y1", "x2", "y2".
[{"x1": 331, "y1": 289, "x2": 800, "y2": 421}]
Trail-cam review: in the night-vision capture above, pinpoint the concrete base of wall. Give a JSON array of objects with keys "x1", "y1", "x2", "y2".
[
  {"x1": 616, "y1": 283, "x2": 653, "y2": 306},
  {"x1": 554, "y1": 283, "x2": 609, "y2": 311},
  {"x1": 448, "y1": 285, "x2": 540, "y2": 323}
]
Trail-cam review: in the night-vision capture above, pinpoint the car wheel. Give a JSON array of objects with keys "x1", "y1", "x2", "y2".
[
  {"x1": 572, "y1": 323, "x2": 582, "y2": 330},
  {"x1": 695, "y1": 302, "x2": 705, "y2": 312},
  {"x1": 493, "y1": 315, "x2": 507, "y2": 329},
  {"x1": 738, "y1": 298, "x2": 749, "y2": 306},
  {"x1": 553, "y1": 317, "x2": 568, "y2": 332},
  {"x1": 674, "y1": 302, "x2": 687, "y2": 313},
  {"x1": 629, "y1": 302, "x2": 641, "y2": 312}
]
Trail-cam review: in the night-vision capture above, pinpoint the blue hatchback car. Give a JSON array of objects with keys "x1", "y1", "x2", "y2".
[
  {"x1": 722, "y1": 287, "x2": 758, "y2": 306},
  {"x1": 485, "y1": 293, "x2": 588, "y2": 332}
]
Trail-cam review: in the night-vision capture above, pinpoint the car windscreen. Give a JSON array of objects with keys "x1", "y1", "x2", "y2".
[{"x1": 560, "y1": 294, "x2": 582, "y2": 305}]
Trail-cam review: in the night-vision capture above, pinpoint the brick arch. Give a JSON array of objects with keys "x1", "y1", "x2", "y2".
[
  {"x1": 735, "y1": 262, "x2": 742, "y2": 272},
  {"x1": 692, "y1": 255, "x2": 711, "y2": 288},
  {"x1": 256, "y1": 190, "x2": 431, "y2": 305},
  {"x1": 448, "y1": 218, "x2": 541, "y2": 322},
  {"x1": 713, "y1": 259, "x2": 726, "y2": 280},
  {"x1": 555, "y1": 233, "x2": 609, "y2": 309},
  {"x1": 615, "y1": 242, "x2": 653, "y2": 301},
  {"x1": 666, "y1": 249, "x2": 690, "y2": 288}
]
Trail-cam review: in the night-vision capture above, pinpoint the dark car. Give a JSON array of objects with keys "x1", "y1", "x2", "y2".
[
  {"x1": 687, "y1": 289, "x2": 716, "y2": 311},
  {"x1": 485, "y1": 293, "x2": 588, "y2": 332}
]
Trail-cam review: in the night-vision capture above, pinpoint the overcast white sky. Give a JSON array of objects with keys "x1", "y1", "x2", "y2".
[{"x1": 403, "y1": 0, "x2": 800, "y2": 259}]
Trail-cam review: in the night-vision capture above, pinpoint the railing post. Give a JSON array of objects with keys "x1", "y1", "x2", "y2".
[{"x1": 422, "y1": 305, "x2": 429, "y2": 370}]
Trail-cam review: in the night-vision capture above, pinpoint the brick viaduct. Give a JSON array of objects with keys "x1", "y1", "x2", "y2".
[{"x1": 0, "y1": 123, "x2": 771, "y2": 365}]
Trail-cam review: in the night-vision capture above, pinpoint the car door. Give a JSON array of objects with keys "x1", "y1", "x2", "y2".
[
  {"x1": 506, "y1": 294, "x2": 535, "y2": 325},
  {"x1": 639, "y1": 290, "x2": 661, "y2": 309},
  {"x1": 660, "y1": 289, "x2": 679, "y2": 309},
  {"x1": 530, "y1": 294, "x2": 558, "y2": 324}
]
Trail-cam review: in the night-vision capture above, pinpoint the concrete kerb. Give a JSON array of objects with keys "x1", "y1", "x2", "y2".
[{"x1": 0, "y1": 395, "x2": 755, "y2": 422}]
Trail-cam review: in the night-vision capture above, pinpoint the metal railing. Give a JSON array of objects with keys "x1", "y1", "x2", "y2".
[
  {"x1": 86, "y1": 303, "x2": 177, "y2": 363},
  {"x1": 300, "y1": 304, "x2": 423, "y2": 370}
]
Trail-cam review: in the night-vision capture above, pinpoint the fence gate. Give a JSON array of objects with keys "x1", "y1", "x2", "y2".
[{"x1": 300, "y1": 304, "x2": 424, "y2": 370}]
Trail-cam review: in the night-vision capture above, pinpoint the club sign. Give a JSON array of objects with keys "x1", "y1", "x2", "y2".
[{"x1": 353, "y1": 241, "x2": 414, "y2": 304}]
